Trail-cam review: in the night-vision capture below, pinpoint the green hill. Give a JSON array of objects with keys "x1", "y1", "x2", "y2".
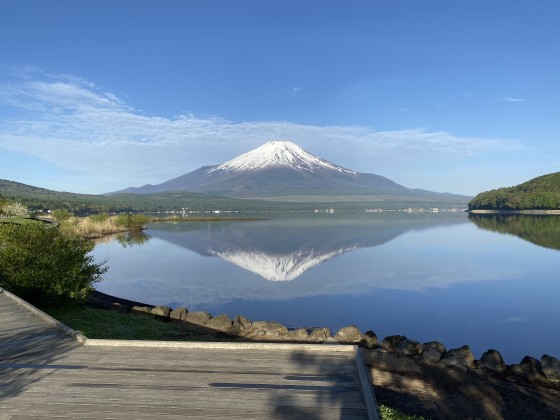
[{"x1": 468, "y1": 172, "x2": 560, "y2": 211}]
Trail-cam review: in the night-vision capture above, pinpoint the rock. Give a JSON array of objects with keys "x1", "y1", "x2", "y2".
[
  {"x1": 235, "y1": 315, "x2": 252, "y2": 328},
  {"x1": 251, "y1": 321, "x2": 288, "y2": 336},
  {"x1": 477, "y1": 349, "x2": 506, "y2": 372},
  {"x1": 151, "y1": 305, "x2": 171, "y2": 318},
  {"x1": 509, "y1": 356, "x2": 546, "y2": 381},
  {"x1": 541, "y1": 354, "x2": 560, "y2": 382},
  {"x1": 395, "y1": 338, "x2": 421, "y2": 356},
  {"x1": 441, "y1": 345, "x2": 476, "y2": 369},
  {"x1": 421, "y1": 341, "x2": 446, "y2": 355},
  {"x1": 335, "y1": 325, "x2": 362, "y2": 344},
  {"x1": 381, "y1": 335, "x2": 406, "y2": 352},
  {"x1": 132, "y1": 305, "x2": 151, "y2": 313},
  {"x1": 309, "y1": 328, "x2": 329, "y2": 342},
  {"x1": 206, "y1": 314, "x2": 234, "y2": 332},
  {"x1": 185, "y1": 311, "x2": 212, "y2": 325},
  {"x1": 418, "y1": 347, "x2": 443, "y2": 363},
  {"x1": 362, "y1": 330, "x2": 379, "y2": 349},
  {"x1": 170, "y1": 307, "x2": 188, "y2": 321},
  {"x1": 287, "y1": 328, "x2": 310, "y2": 340}
]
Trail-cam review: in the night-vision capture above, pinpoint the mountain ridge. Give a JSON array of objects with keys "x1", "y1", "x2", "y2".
[{"x1": 114, "y1": 140, "x2": 469, "y2": 203}]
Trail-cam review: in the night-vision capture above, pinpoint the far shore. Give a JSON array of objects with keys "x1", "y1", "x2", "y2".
[{"x1": 469, "y1": 209, "x2": 560, "y2": 215}]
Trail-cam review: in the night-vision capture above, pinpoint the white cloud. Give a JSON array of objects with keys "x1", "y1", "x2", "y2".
[
  {"x1": 0, "y1": 73, "x2": 525, "y2": 193},
  {"x1": 502, "y1": 96, "x2": 527, "y2": 102}
]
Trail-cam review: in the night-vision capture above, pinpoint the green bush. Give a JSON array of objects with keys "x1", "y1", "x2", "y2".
[
  {"x1": 115, "y1": 213, "x2": 149, "y2": 230},
  {"x1": 0, "y1": 222, "x2": 107, "y2": 307},
  {"x1": 90, "y1": 212, "x2": 111, "y2": 223},
  {"x1": 52, "y1": 208, "x2": 73, "y2": 222}
]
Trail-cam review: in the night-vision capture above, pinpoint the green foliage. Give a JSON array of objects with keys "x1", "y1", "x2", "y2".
[
  {"x1": 90, "y1": 212, "x2": 111, "y2": 223},
  {"x1": 52, "y1": 208, "x2": 73, "y2": 221},
  {"x1": 115, "y1": 213, "x2": 149, "y2": 230},
  {"x1": 0, "y1": 223, "x2": 107, "y2": 307},
  {"x1": 1, "y1": 201, "x2": 29, "y2": 217},
  {"x1": 469, "y1": 172, "x2": 560, "y2": 210},
  {"x1": 379, "y1": 405, "x2": 427, "y2": 420}
]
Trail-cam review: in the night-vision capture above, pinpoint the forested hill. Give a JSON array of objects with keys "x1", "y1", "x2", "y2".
[{"x1": 468, "y1": 172, "x2": 560, "y2": 211}]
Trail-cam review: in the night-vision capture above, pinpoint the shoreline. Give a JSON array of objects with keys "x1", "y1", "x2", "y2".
[{"x1": 469, "y1": 209, "x2": 560, "y2": 215}]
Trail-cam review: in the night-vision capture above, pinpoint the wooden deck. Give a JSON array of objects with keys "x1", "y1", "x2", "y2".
[{"x1": 0, "y1": 289, "x2": 378, "y2": 419}]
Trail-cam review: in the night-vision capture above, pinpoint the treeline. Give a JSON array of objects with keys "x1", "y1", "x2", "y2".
[
  {"x1": 468, "y1": 172, "x2": 560, "y2": 210},
  {"x1": 0, "y1": 179, "x2": 279, "y2": 214}
]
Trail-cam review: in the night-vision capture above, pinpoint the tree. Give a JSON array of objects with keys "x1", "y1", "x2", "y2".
[{"x1": 0, "y1": 222, "x2": 107, "y2": 307}]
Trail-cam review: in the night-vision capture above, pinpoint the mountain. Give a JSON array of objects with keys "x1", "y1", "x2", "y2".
[
  {"x1": 468, "y1": 172, "x2": 560, "y2": 211},
  {"x1": 114, "y1": 140, "x2": 468, "y2": 204}
]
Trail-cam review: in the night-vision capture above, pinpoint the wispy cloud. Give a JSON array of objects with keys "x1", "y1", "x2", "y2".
[
  {"x1": 0, "y1": 72, "x2": 524, "y2": 192},
  {"x1": 501, "y1": 96, "x2": 527, "y2": 102}
]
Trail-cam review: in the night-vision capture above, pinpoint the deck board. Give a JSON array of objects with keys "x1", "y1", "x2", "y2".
[{"x1": 0, "y1": 290, "x2": 377, "y2": 419}]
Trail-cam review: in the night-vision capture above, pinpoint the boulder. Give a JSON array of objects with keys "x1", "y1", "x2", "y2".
[
  {"x1": 235, "y1": 315, "x2": 252, "y2": 328},
  {"x1": 206, "y1": 314, "x2": 234, "y2": 332},
  {"x1": 362, "y1": 330, "x2": 379, "y2": 349},
  {"x1": 477, "y1": 350, "x2": 506, "y2": 372},
  {"x1": 418, "y1": 347, "x2": 443, "y2": 363},
  {"x1": 509, "y1": 356, "x2": 546, "y2": 381},
  {"x1": 132, "y1": 305, "x2": 151, "y2": 313},
  {"x1": 421, "y1": 341, "x2": 446, "y2": 355},
  {"x1": 151, "y1": 305, "x2": 171, "y2": 318},
  {"x1": 381, "y1": 335, "x2": 406, "y2": 352},
  {"x1": 395, "y1": 338, "x2": 421, "y2": 356},
  {"x1": 111, "y1": 302, "x2": 129, "y2": 313},
  {"x1": 170, "y1": 307, "x2": 188, "y2": 321},
  {"x1": 541, "y1": 354, "x2": 560, "y2": 382},
  {"x1": 335, "y1": 325, "x2": 362, "y2": 344},
  {"x1": 251, "y1": 321, "x2": 289, "y2": 336},
  {"x1": 185, "y1": 311, "x2": 212, "y2": 325},
  {"x1": 441, "y1": 345, "x2": 476, "y2": 369},
  {"x1": 287, "y1": 328, "x2": 310, "y2": 341},
  {"x1": 309, "y1": 328, "x2": 330, "y2": 342}
]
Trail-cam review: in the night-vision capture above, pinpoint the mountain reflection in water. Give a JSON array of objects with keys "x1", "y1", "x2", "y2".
[
  {"x1": 147, "y1": 213, "x2": 467, "y2": 281},
  {"x1": 469, "y1": 214, "x2": 560, "y2": 251}
]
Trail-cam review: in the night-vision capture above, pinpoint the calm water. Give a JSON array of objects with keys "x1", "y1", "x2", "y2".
[{"x1": 92, "y1": 212, "x2": 560, "y2": 363}]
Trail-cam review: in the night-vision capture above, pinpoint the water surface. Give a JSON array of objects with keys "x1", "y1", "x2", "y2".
[{"x1": 93, "y1": 212, "x2": 560, "y2": 363}]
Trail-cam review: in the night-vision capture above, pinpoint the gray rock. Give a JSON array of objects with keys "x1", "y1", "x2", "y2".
[
  {"x1": 251, "y1": 321, "x2": 288, "y2": 336},
  {"x1": 185, "y1": 311, "x2": 212, "y2": 325},
  {"x1": 421, "y1": 341, "x2": 446, "y2": 355},
  {"x1": 170, "y1": 307, "x2": 188, "y2": 321},
  {"x1": 477, "y1": 349, "x2": 506, "y2": 372},
  {"x1": 309, "y1": 328, "x2": 329, "y2": 342},
  {"x1": 151, "y1": 305, "x2": 171, "y2": 318},
  {"x1": 287, "y1": 328, "x2": 310, "y2": 340},
  {"x1": 418, "y1": 347, "x2": 443, "y2": 363},
  {"x1": 132, "y1": 305, "x2": 151, "y2": 313},
  {"x1": 111, "y1": 302, "x2": 129, "y2": 313},
  {"x1": 235, "y1": 315, "x2": 252, "y2": 328},
  {"x1": 206, "y1": 314, "x2": 234, "y2": 332},
  {"x1": 362, "y1": 330, "x2": 379, "y2": 349},
  {"x1": 541, "y1": 354, "x2": 560, "y2": 382},
  {"x1": 381, "y1": 335, "x2": 406, "y2": 352},
  {"x1": 441, "y1": 345, "x2": 476, "y2": 369},
  {"x1": 509, "y1": 356, "x2": 546, "y2": 381},
  {"x1": 335, "y1": 325, "x2": 362, "y2": 344},
  {"x1": 396, "y1": 339, "x2": 421, "y2": 357}
]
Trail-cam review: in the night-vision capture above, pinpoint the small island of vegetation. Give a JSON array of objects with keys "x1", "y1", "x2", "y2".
[{"x1": 468, "y1": 172, "x2": 560, "y2": 212}]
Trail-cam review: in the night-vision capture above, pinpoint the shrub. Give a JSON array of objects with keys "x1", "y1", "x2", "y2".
[
  {"x1": 0, "y1": 222, "x2": 107, "y2": 307},
  {"x1": 52, "y1": 208, "x2": 73, "y2": 222},
  {"x1": 115, "y1": 213, "x2": 149, "y2": 230},
  {"x1": 1, "y1": 201, "x2": 29, "y2": 217}
]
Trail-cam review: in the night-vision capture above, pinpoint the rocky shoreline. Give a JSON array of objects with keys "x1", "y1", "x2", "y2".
[{"x1": 88, "y1": 291, "x2": 560, "y2": 383}]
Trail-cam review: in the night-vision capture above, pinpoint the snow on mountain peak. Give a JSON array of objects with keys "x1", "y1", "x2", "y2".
[{"x1": 208, "y1": 140, "x2": 356, "y2": 174}]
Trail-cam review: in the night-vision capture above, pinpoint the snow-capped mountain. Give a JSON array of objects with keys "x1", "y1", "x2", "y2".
[
  {"x1": 207, "y1": 140, "x2": 356, "y2": 175},
  {"x1": 114, "y1": 140, "x2": 465, "y2": 201}
]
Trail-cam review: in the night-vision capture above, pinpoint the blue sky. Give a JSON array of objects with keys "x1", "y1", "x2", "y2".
[{"x1": 0, "y1": 0, "x2": 558, "y2": 195}]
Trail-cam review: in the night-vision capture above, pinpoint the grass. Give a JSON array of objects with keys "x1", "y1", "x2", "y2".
[
  {"x1": 379, "y1": 405, "x2": 428, "y2": 420},
  {"x1": 44, "y1": 305, "x2": 206, "y2": 341}
]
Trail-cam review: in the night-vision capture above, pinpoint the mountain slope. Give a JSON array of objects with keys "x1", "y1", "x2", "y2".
[
  {"x1": 116, "y1": 140, "x2": 466, "y2": 202},
  {"x1": 468, "y1": 172, "x2": 560, "y2": 210}
]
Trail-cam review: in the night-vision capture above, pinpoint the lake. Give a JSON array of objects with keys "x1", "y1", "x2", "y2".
[{"x1": 92, "y1": 211, "x2": 560, "y2": 364}]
